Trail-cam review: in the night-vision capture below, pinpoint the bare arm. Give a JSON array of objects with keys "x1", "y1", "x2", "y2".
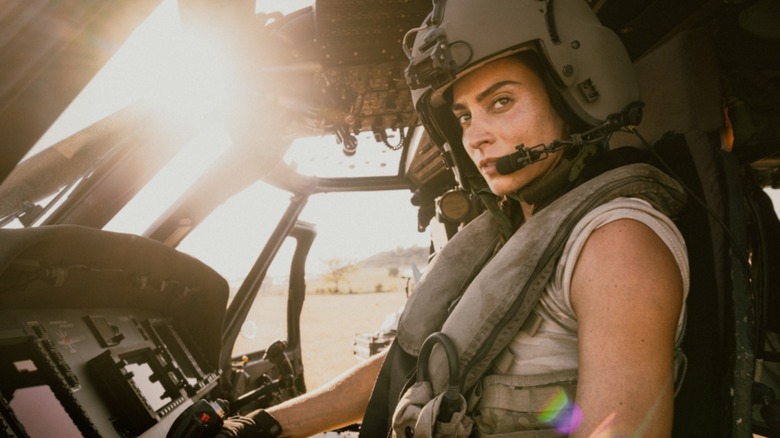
[
  {"x1": 257, "y1": 348, "x2": 387, "y2": 437},
  {"x1": 570, "y1": 219, "x2": 683, "y2": 437}
]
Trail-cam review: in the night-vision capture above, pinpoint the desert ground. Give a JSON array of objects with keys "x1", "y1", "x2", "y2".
[{"x1": 231, "y1": 289, "x2": 408, "y2": 390}]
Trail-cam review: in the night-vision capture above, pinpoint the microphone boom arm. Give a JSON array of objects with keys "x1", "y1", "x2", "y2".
[
  {"x1": 494, "y1": 102, "x2": 644, "y2": 175},
  {"x1": 495, "y1": 140, "x2": 567, "y2": 175}
]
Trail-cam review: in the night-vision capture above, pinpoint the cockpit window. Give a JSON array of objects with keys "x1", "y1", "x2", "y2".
[
  {"x1": 104, "y1": 124, "x2": 232, "y2": 235},
  {"x1": 175, "y1": 179, "x2": 292, "y2": 291},
  {"x1": 284, "y1": 130, "x2": 405, "y2": 178}
]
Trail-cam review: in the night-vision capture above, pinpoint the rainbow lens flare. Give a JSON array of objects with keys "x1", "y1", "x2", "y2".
[{"x1": 538, "y1": 387, "x2": 583, "y2": 434}]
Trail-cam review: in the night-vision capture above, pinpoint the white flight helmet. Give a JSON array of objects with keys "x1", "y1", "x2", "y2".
[{"x1": 404, "y1": 0, "x2": 641, "y2": 153}]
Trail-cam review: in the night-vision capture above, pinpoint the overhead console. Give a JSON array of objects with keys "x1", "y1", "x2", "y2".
[
  {"x1": 248, "y1": 0, "x2": 431, "y2": 149},
  {"x1": 0, "y1": 225, "x2": 228, "y2": 437}
]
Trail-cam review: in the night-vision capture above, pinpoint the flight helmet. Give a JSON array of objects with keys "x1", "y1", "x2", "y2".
[{"x1": 404, "y1": 0, "x2": 641, "y2": 158}]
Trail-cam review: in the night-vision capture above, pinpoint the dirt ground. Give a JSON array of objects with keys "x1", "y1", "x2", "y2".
[
  {"x1": 298, "y1": 291, "x2": 406, "y2": 389},
  {"x1": 232, "y1": 291, "x2": 408, "y2": 391}
]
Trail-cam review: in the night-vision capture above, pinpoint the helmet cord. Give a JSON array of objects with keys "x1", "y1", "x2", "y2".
[{"x1": 629, "y1": 126, "x2": 750, "y2": 274}]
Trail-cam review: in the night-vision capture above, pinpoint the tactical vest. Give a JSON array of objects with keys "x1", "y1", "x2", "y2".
[{"x1": 360, "y1": 163, "x2": 687, "y2": 438}]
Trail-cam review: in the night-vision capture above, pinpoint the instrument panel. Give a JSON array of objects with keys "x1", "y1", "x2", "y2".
[
  {"x1": 0, "y1": 225, "x2": 229, "y2": 437},
  {"x1": 0, "y1": 309, "x2": 218, "y2": 437}
]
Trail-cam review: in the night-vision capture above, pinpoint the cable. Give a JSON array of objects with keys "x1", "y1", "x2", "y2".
[{"x1": 629, "y1": 126, "x2": 752, "y2": 275}]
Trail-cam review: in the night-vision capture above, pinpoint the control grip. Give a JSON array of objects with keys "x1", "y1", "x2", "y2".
[{"x1": 167, "y1": 399, "x2": 229, "y2": 438}]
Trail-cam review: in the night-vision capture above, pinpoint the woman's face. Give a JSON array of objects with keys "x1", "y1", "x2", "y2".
[{"x1": 451, "y1": 56, "x2": 567, "y2": 196}]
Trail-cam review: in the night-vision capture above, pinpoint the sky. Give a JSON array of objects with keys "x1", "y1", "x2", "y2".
[{"x1": 30, "y1": 0, "x2": 431, "y2": 281}]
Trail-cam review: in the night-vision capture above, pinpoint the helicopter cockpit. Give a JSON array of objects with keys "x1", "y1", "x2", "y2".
[{"x1": 1, "y1": 0, "x2": 779, "y2": 437}]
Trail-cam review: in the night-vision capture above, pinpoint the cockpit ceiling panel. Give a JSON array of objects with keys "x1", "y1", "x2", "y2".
[
  {"x1": 314, "y1": 0, "x2": 431, "y2": 66},
  {"x1": 595, "y1": 0, "x2": 721, "y2": 60},
  {"x1": 279, "y1": 0, "x2": 431, "y2": 139}
]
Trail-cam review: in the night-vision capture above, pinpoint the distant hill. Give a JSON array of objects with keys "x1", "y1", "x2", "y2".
[
  {"x1": 299, "y1": 245, "x2": 431, "y2": 295},
  {"x1": 360, "y1": 245, "x2": 429, "y2": 270}
]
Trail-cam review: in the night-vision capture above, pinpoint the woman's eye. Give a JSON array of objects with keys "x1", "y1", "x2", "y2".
[
  {"x1": 456, "y1": 113, "x2": 470, "y2": 126},
  {"x1": 492, "y1": 96, "x2": 511, "y2": 110}
]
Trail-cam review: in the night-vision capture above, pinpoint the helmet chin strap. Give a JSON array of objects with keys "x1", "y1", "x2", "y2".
[{"x1": 514, "y1": 141, "x2": 600, "y2": 207}]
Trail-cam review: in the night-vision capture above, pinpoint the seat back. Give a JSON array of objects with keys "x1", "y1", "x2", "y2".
[{"x1": 611, "y1": 25, "x2": 739, "y2": 436}]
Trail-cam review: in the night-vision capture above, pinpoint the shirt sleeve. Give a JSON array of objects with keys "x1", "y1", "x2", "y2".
[{"x1": 548, "y1": 197, "x2": 690, "y2": 345}]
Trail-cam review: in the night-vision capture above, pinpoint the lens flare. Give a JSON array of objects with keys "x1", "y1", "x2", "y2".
[{"x1": 537, "y1": 387, "x2": 583, "y2": 434}]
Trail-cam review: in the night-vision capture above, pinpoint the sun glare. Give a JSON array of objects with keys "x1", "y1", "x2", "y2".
[
  {"x1": 34, "y1": 0, "x2": 318, "y2": 151},
  {"x1": 117, "y1": 2, "x2": 244, "y2": 133},
  {"x1": 32, "y1": 0, "x2": 429, "y2": 282}
]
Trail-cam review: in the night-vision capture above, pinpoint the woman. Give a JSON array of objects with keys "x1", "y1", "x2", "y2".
[
  {"x1": 218, "y1": 0, "x2": 689, "y2": 436},
  {"x1": 439, "y1": 53, "x2": 687, "y2": 436}
]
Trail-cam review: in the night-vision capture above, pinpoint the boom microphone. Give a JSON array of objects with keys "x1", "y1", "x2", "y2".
[
  {"x1": 493, "y1": 102, "x2": 645, "y2": 175},
  {"x1": 495, "y1": 140, "x2": 565, "y2": 175}
]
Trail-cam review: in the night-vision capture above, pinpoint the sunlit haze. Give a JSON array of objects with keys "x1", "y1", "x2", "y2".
[{"x1": 31, "y1": 0, "x2": 430, "y2": 281}]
